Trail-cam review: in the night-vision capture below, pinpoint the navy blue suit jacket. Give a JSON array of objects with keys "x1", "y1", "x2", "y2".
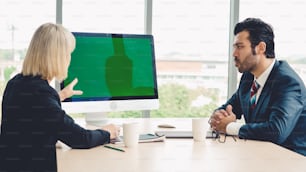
[
  {"x1": 0, "y1": 74, "x2": 110, "y2": 172},
  {"x1": 220, "y1": 60, "x2": 306, "y2": 156}
]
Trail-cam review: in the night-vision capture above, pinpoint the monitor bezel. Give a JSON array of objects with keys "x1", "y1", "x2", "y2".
[{"x1": 60, "y1": 32, "x2": 159, "y2": 103}]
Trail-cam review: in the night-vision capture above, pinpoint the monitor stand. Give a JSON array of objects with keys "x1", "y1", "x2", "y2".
[
  {"x1": 85, "y1": 112, "x2": 108, "y2": 126},
  {"x1": 142, "y1": 110, "x2": 150, "y2": 118}
]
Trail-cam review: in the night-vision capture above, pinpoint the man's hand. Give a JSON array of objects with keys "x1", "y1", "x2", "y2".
[
  {"x1": 209, "y1": 105, "x2": 236, "y2": 133},
  {"x1": 58, "y1": 78, "x2": 83, "y2": 101}
]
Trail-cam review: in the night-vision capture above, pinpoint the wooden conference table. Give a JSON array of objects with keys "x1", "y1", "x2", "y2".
[{"x1": 56, "y1": 118, "x2": 305, "y2": 172}]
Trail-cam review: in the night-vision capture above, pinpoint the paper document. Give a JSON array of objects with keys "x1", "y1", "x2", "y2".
[{"x1": 111, "y1": 133, "x2": 166, "y2": 144}]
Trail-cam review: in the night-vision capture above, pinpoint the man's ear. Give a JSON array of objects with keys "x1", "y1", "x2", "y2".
[{"x1": 256, "y1": 41, "x2": 266, "y2": 55}]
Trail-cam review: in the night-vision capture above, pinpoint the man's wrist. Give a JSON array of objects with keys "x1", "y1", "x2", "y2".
[{"x1": 226, "y1": 122, "x2": 243, "y2": 135}]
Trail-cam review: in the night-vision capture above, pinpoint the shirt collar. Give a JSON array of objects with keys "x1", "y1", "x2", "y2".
[{"x1": 255, "y1": 59, "x2": 276, "y2": 87}]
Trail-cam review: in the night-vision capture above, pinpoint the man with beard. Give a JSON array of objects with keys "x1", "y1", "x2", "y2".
[{"x1": 209, "y1": 18, "x2": 306, "y2": 156}]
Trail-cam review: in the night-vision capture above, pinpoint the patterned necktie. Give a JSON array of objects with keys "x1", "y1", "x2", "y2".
[{"x1": 250, "y1": 80, "x2": 260, "y2": 110}]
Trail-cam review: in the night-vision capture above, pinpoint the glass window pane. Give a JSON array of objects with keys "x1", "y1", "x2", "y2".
[
  {"x1": 0, "y1": 0, "x2": 55, "y2": 53},
  {"x1": 0, "y1": 0, "x2": 55, "y2": 117},
  {"x1": 63, "y1": 0, "x2": 144, "y2": 34},
  {"x1": 152, "y1": 0, "x2": 230, "y2": 117}
]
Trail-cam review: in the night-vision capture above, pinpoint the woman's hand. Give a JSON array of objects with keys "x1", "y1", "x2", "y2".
[
  {"x1": 58, "y1": 78, "x2": 83, "y2": 101},
  {"x1": 102, "y1": 124, "x2": 120, "y2": 140}
]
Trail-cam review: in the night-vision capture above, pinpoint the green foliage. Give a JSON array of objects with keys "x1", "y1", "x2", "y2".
[
  {"x1": 0, "y1": 49, "x2": 12, "y2": 60},
  {"x1": 108, "y1": 111, "x2": 143, "y2": 118},
  {"x1": 107, "y1": 83, "x2": 219, "y2": 118},
  {"x1": 0, "y1": 81, "x2": 5, "y2": 118},
  {"x1": 0, "y1": 81, "x2": 5, "y2": 96},
  {"x1": 68, "y1": 113, "x2": 85, "y2": 118},
  {"x1": 151, "y1": 84, "x2": 190, "y2": 117},
  {"x1": 4, "y1": 66, "x2": 16, "y2": 82},
  {"x1": 0, "y1": 49, "x2": 26, "y2": 60}
]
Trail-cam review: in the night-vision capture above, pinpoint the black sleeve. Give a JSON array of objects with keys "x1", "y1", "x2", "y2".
[
  {"x1": 45, "y1": 88, "x2": 110, "y2": 149},
  {"x1": 239, "y1": 74, "x2": 305, "y2": 144},
  {"x1": 57, "y1": 113, "x2": 110, "y2": 149}
]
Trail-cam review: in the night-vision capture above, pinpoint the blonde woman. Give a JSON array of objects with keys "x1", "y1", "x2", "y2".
[{"x1": 0, "y1": 23, "x2": 119, "y2": 172}]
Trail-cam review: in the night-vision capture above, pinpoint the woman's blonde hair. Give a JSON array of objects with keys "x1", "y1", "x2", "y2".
[{"x1": 22, "y1": 23, "x2": 75, "y2": 81}]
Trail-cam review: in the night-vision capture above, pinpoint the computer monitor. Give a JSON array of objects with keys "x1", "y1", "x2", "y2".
[{"x1": 59, "y1": 32, "x2": 159, "y2": 120}]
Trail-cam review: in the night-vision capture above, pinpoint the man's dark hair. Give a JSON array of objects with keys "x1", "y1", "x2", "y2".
[{"x1": 234, "y1": 18, "x2": 275, "y2": 58}]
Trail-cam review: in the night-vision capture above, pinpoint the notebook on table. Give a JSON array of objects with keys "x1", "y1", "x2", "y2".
[
  {"x1": 155, "y1": 130, "x2": 193, "y2": 138},
  {"x1": 154, "y1": 121, "x2": 193, "y2": 138}
]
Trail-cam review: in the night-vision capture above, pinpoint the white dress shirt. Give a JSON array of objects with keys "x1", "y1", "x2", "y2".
[{"x1": 226, "y1": 59, "x2": 276, "y2": 135}]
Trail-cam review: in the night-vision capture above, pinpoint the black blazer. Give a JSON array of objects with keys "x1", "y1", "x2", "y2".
[
  {"x1": 0, "y1": 74, "x2": 110, "y2": 172},
  {"x1": 220, "y1": 60, "x2": 306, "y2": 156}
]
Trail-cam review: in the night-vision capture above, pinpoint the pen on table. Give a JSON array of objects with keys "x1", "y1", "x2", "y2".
[{"x1": 104, "y1": 145, "x2": 125, "y2": 152}]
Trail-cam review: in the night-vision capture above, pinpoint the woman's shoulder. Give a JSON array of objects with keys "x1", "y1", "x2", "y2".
[{"x1": 7, "y1": 74, "x2": 59, "y2": 99}]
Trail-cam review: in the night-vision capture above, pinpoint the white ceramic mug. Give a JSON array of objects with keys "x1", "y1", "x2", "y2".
[
  {"x1": 192, "y1": 118, "x2": 206, "y2": 142},
  {"x1": 123, "y1": 122, "x2": 140, "y2": 147}
]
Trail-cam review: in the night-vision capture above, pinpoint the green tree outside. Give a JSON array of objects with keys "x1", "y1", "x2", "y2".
[
  {"x1": 4, "y1": 66, "x2": 16, "y2": 82},
  {"x1": 107, "y1": 83, "x2": 219, "y2": 118}
]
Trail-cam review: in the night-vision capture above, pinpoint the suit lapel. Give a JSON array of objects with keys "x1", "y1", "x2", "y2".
[
  {"x1": 252, "y1": 87, "x2": 270, "y2": 121},
  {"x1": 240, "y1": 75, "x2": 253, "y2": 123},
  {"x1": 251, "y1": 90, "x2": 265, "y2": 122},
  {"x1": 250, "y1": 60, "x2": 279, "y2": 121}
]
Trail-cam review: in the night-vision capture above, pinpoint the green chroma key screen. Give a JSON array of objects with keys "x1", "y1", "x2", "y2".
[{"x1": 61, "y1": 32, "x2": 158, "y2": 102}]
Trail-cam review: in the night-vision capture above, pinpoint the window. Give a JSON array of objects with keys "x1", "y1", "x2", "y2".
[
  {"x1": 151, "y1": 0, "x2": 230, "y2": 117},
  {"x1": 63, "y1": 0, "x2": 144, "y2": 34},
  {"x1": 1, "y1": 1, "x2": 305, "y2": 119},
  {"x1": 0, "y1": 0, "x2": 55, "y2": 117},
  {"x1": 240, "y1": 0, "x2": 306, "y2": 83}
]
